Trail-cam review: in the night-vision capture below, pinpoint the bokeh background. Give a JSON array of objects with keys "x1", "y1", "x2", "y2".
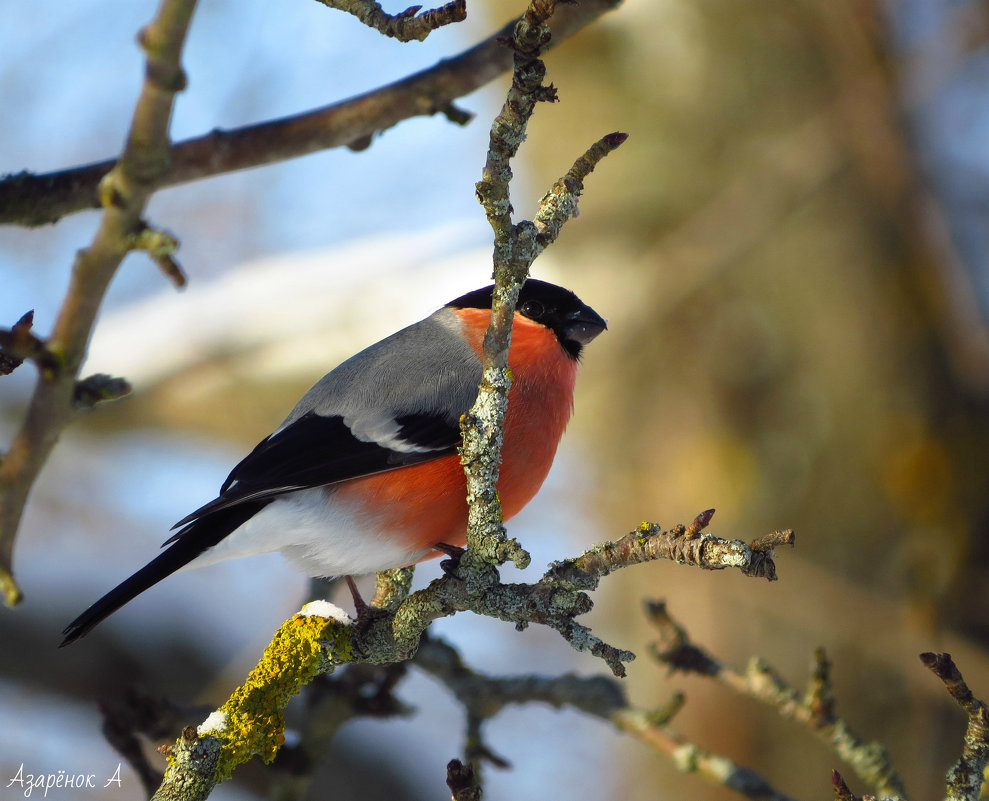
[{"x1": 2, "y1": 0, "x2": 989, "y2": 799}]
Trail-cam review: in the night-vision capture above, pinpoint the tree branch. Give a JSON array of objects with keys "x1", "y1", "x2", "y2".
[
  {"x1": 415, "y1": 635, "x2": 799, "y2": 801},
  {"x1": 0, "y1": 0, "x2": 197, "y2": 607},
  {"x1": 312, "y1": 0, "x2": 466, "y2": 41},
  {"x1": 612, "y1": 707, "x2": 800, "y2": 801},
  {"x1": 151, "y1": 517, "x2": 790, "y2": 796},
  {"x1": 0, "y1": 0, "x2": 622, "y2": 228},
  {"x1": 0, "y1": 311, "x2": 58, "y2": 376},
  {"x1": 647, "y1": 601, "x2": 908, "y2": 800},
  {"x1": 920, "y1": 652, "x2": 989, "y2": 801},
  {"x1": 460, "y1": 0, "x2": 627, "y2": 583}
]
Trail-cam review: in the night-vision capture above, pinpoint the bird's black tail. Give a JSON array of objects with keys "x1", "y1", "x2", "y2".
[{"x1": 60, "y1": 501, "x2": 268, "y2": 647}]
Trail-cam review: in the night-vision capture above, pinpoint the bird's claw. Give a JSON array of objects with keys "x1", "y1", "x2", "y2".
[{"x1": 434, "y1": 542, "x2": 466, "y2": 575}]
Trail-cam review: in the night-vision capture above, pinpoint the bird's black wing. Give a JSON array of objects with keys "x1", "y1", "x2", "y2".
[
  {"x1": 59, "y1": 410, "x2": 461, "y2": 647},
  {"x1": 169, "y1": 409, "x2": 461, "y2": 533}
]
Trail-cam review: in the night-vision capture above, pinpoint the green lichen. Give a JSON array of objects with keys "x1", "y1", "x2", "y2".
[{"x1": 208, "y1": 613, "x2": 352, "y2": 780}]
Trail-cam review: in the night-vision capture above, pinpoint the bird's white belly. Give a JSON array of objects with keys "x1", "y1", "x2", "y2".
[{"x1": 184, "y1": 488, "x2": 430, "y2": 577}]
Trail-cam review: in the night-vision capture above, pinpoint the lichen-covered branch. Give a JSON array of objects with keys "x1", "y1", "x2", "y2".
[
  {"x1": 152, "y1": 609, "x2": 353, "y2": 801},
  {"x1": 151, "y1": 518, "x2": 790, "y2": 796},
  {"x1": 312, "y1": 0, "x2": 466, "y2": 41},
  {"x1": 416, "y1": 636, "x2": 627, "y2": 719},
  {"x1": 416, "y1": 634, "x2": 624, "y2": 786},
  {"x1": 370, "y1": 566, "x2": 416, "y2": 613},
  {"x1": 459, "y1": 0, "x2": 563, "y2": 576},
  {"x1": 532, "y1": 130, "x2": 629, "y2": 246},
  {"x1": 461, "y1": 0, "x2": 627, "y2": 577},
  {"x1": 546, "y1": 511, "x2": 794, "y2": 588},
  {"x1": 920, "y1": 652, "x2": 989, "y2": 801},
  {"x1": 374, "y1": 514, "x2": 784, "y2": 678},
  {"x1": 100, "y1": 688, "x2": 213, "y2": 796},
  {"x1": 647, "y1": 601, "x2": 908, "y2": 800},
  {"x1": 0, "y1": 0, "x2": 197, "y2": 608},
  {"x1": 0, "y1": 0, "x2": 622, "y2": 228},
  {"x1": 474, "y1": 0, "x2": 561, "y2": 243}
]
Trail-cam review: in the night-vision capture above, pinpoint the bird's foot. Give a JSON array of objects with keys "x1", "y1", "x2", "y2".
[
  {"x1": 434, "y1": 542, "x2": 465, "y2": 575},
  {"x1": 345, "y1": 575, "x2": 390, "y2": 634}
]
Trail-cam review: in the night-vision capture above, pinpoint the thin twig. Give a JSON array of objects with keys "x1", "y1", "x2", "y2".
[
  {"x1": 312, "y1": 0, "x2": 466, "y2": 41},
  {"x1": 547, "y1": 514, "x2": 793, "y2": 589},
  {"x1": 833, "y1": 770, "x2": 863, "y2": 801},
  {"x1": 0, "y1": 311, "x2": 58, "y2": 376},
  {"x1": 613, "y1": 708, "x2": 800, "y2": 801},
  {"x1": 919, "y1": 652, "x2": 989, "y2": 801},
  {"x1": 647, "y1": 602, "x2": 908, "y2": 800}
]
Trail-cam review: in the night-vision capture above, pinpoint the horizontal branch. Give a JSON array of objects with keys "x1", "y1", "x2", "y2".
[
  {"x1": 153, "y1": 515, "x2": 792, "y2": 795},
  {"x1": 416, "y1": 636, "x2": 799, "y2": 801},
  {"x1": 415, "y1": 635, "x2": 627, "y2": 720},
  {"x1": 0, "y1": 0, "x2": 622, "y2": 227},
  {"x1": 545, "y1": 510, "x2": 794, "y2": 589}
]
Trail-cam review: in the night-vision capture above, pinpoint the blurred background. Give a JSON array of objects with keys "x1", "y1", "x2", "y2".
[{"x1": 2, "y1": 0, "x2": 989, "y2": 799}]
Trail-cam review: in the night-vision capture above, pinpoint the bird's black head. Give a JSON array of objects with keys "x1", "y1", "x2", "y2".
[{"x1": 447, "y1": 279, "x2": 607, "y2": 360}]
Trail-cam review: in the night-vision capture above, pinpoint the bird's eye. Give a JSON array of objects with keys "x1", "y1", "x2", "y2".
[{"x1": 520, "y1": 300, "x2": 545, "y2": 319}]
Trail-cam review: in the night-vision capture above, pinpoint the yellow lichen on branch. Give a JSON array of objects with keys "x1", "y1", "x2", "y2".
[
  {"x1": 213, "y1": 614, "x2": 350, "y2": 777},
  {"x1": 156, "y1": 612, "x2": 352, "y2": 797}
]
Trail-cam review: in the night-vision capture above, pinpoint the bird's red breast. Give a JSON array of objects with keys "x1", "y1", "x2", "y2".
[{"x1": 331, "y1": 308, "x2": 578, "y2": 558}]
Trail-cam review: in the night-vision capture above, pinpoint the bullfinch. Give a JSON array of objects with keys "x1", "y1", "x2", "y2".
[{"x1": 60, "y1": 279, "x2": 606, "y2": 645}]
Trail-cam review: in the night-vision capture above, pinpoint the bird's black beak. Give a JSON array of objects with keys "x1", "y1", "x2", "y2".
[{"x1": 563, "y1": 304, "x2": 608, "y2": 345}]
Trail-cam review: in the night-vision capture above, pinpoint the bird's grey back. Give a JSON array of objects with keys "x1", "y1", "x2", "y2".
[{"x1": 278, "y1": 307, "x2": 482, "y2": 432}]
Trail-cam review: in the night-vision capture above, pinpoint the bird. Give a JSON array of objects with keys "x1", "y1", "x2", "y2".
[{"x1": 60, "y1": 278, "x2": 606, "y2": 646}]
